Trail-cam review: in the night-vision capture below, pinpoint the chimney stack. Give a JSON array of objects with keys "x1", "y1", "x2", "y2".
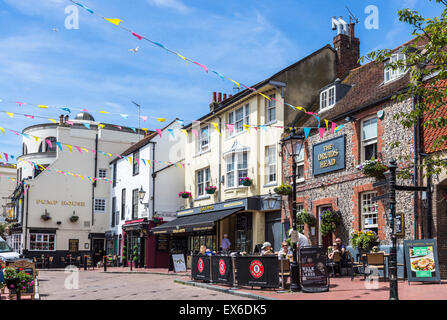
[
  {"x1": 223, "y1": 93, "x2": 227, "y2": 101},
  {"x1": 333, "y1": 22, "x2": 360, "y2": 79},
  {"x1": 218, "y1": 92, "x2": 222, "y2": 102},
  {"x1": 59, "y1": 114, "x2": 64, "y2": 125},
  {"x1": 212, "y1": 92, "x2": 217, "y2": 103}
]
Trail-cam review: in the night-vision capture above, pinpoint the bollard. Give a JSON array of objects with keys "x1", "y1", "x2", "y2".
[
  {"x1": 103, "y1": 256, "x2": 107, "y2": 272},
  {"x1": 84, "y1": 255, "x2": 87, "y2": 271}
]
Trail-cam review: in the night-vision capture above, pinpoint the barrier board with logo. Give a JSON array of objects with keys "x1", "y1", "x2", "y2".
[
  {"x1": 191, "y1": 255, "x2": 211, "y2": 281},
  {"x1": 235, "y1": 256, "x2": 279, "y2": 288},
  {"x1": 299, "y1": 246, "x2": 329, "y2": 293},
  {"x1": 404, "y1": 239, "x2": 441, "y2": 283},
  {"x1": 211, "y1": 255, "x2": 233, "y2": 284}
]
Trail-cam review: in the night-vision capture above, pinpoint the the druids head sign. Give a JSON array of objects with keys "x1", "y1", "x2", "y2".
[{"x1": 312, "y1": 135, "x2": 345, "y2": 175}]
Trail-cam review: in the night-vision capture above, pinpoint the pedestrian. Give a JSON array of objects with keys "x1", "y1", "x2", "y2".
[
  {"x1": 199, "y1": 245, "x2": 207, "y2": 255},
  {"x1": 289, "y1": 229, "x2": 310, "y2": 249},
  {"x1": 221, "y1": 234, "x2": 231, "y2": 254}
]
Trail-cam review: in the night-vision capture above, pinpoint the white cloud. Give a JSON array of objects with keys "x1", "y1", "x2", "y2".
[{"x1": 146, "y1": 0, "x2": 192, "y2": 14}]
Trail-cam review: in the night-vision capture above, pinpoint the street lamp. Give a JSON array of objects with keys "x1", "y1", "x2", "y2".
[
  {"x1": 280, "y1": 128, "x2": 305, "y2": 292},
  {"x1": 138, "y1": 186, "x2": 146, "y2": 203},
  {"x1": 384, "y1": 159, "x2": 399, "y2": 300},
  {"x1": 263, "y1": 190, "x2": 278, "y2": 210}
]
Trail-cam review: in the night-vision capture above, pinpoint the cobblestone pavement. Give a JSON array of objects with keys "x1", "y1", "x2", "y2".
[{"x1": 38, "y1": 270, "x2": 251, "y2": 300}]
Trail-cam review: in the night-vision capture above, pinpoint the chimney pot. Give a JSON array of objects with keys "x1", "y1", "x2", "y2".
[
  {"x1": 59, "y1": 114, "x2": 64, "y2": 125},
  {"x1": 212, "y1": 92, "x2": 217, "y2": 103},
  {"x1": 218, "y1": 92, "x2": 222, "y2": 102},
  {"x1": 223, "y1": 93, "x2": 227, "y2": 100}
]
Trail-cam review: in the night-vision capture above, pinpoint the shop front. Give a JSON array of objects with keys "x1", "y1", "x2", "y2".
[{"x1": 151, "y1": 195, "x2": 282, "y2": 259}]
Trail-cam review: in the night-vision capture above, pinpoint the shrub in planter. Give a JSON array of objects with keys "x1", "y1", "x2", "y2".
[
  {"x1": 240, "y1": 177, "x2": 252, "y2": 186},
  {"x1": 320, "y1": 208, "x2": 342, "y2": 236},
  {"x1": 350, "y1": 230, "x2": 378, "y2": 252},
  {"x1": 274, "y1": 183, "x2": 292, "y2": 196},
  {"x1": 178, "y1": 191, "x2": 191, "y2": 199},
  {"x1": 297, "y1": 210, "x2": 317, "y2": 227},
  {"x1": 205, "y1": 186, "x2": 217, "y2": 194},
  {"x1": 3, "y1": 267, "x2": 34, "y2": 300},
  {"x1": 356, "y1": 158, "x2": 388, "y2": 179}
]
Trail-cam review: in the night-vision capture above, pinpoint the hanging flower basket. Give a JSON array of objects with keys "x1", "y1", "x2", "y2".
[
  {"x1": 240, "y1": 177, "x2": 252, "y2": 186},
  {"x1": 205, "y1": 186, "x2": 217, "y2": 194},
  {"x1": 41, "y1": 214, "x2": 52, "y2": 221},
  {"x1": 320, "y1": 208, "x2": 342, "y2": 236},
  {"x1": 274, "y1": 183, "x2": 292, "y2": 196},
  {"x1": 178, "y1": 191, "x2": 191, "y2": 199},
  {"x1": 69, "y1": 215, "x2": 79, "y2": 223},
  {"x1": 356, "y1": 158, "x2": 388, "y2": 179},
  {"x1": 296, "y1": 210, "x2": 316, "y2": 227}
]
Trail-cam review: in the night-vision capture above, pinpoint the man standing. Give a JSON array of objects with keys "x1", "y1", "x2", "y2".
[{"x1": 221, "y1": 234, "x2": 231, "y2": 254}]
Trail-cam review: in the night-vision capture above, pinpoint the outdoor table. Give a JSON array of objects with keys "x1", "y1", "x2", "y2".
[{"x1": 359, "y1": 252, "x2": 390, "y2": 279}]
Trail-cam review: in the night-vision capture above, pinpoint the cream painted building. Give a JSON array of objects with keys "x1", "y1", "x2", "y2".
[
  {"x1": 151, "y1": 43, "x2": 341, "y2": 253},
  {"x1": 8, "y1": 112, "x2": 143, "y2": 264},
  {"x1": 0, "y1": 163, "x2": 16, "y2": 223}
]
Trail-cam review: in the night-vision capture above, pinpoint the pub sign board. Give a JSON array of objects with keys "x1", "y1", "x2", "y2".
[
  {"x1": 299, "y1": 246, "x2": 329, "y2": 293},
  {"x1": 235, "y1": 256, "x2": 279, "y2": 288},
  {"x1": 211, "y1": 255, "x2": 233, "y2": 284},
  {"x1": 191, "y1": 255, "x2": 211, "y2": 281},
  {"x1": 404, "y1": 239, "x2": 441, "y2": 283},
  {"x1": 312, "y1": 135, "x2": 345, "y2": 176}
]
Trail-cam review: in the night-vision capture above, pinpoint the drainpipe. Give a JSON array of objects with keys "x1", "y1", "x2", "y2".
[
  {"x1": 92, "y1": 133, "x2": 98, "y2": 226},
  {"x1": 150, "y1": 142, "x2": 156, "y2": 219},
  {"x1": 218, "y1": 116, "x2": 222, "y2": 203},
  {"x1": 413, "y1": 95, "x2": 420, "y2": 240},
  {"x1": 24, "y1": 183, "x2": 29, "y2": 252}
]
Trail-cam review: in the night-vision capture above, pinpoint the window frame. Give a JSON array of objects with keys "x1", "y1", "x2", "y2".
[
  {"x1": 98, "y1": 168, "x2": 107, "y2": 179},
  {"x1": 265, "y1": 145, "x2": 277, "y2": 184},
  {"x1": 94, "y1": 198, "x2": 106, "y2": 213},
  {"x1": 197, "y1": 125, "x2": 210, "y2": 153},
  {"x1": 319, "y1": 86, "x2": 336, "y2": 112},
  {"x1": 227, "y1": 104, "x2": 250, "y2": 136},
  {"x1": 360, "y1": 191, "x2": 379, "y2": 230},
  {"x1": 196, "y1": 167, "x2": 211, "y2": 197},
  {"x1": 266, "y1": 94, "x2": 276, "y2": 123},
  {"x1": 225, "y1": 151, "x2": 248, "y2": 188},
  {"x1": 111, "y1": 196, "x2": 116, "y2": 228},
  {"x1": 29, "y1": 233, "x2": 56, "y2": 251},
  {"x1": 132, "y1": 151, "x2": 140, "y2": 176},
  {"x1": 361, "y1": 116, "x2": 378, "y2": 162},
  {"x1": 121, "y1": 188, "x2": 126, "y2": 220},
  {"x1": 132, "y1": 188, "x2": 139, "y2": 220},
  {"x1": 384, "y1": 53, "x2": 406, "y2": 83},
  {"x1": 294, "y1": 143, "x2": 305, "y2": 183}
]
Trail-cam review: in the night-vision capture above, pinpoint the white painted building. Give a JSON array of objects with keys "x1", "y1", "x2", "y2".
[
  {"x1": 109, "y1": 120, "x2": 185, "y2": 268},
  {"x1": 0, "y1": 163, "x2": 16, "y2": 223},
  {"x1": 9, "y1": 113, "x2": 142, "y2": 265}
]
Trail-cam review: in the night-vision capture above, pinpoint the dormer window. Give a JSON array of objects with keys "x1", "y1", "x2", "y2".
[
  {"x1": 384, "y1": 53, "x2": 406, "y2": 83},
  {"x1": 320, "y1": 86, "x2": 336, "y2": 112}
]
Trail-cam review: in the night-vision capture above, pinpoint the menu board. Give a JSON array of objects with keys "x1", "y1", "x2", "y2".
[
  {"x1": 395, "y1": 212, "x2": 404, "y2": 236},
  {"x1": 404, "y1": 239, "x2": 441, "y2": 283},
  {"x1": 299, "y1": 246, "x2": 329, "y2": 293},
  {"x1": 156, "y1": 234, "x2": 169, "y2": 251}
]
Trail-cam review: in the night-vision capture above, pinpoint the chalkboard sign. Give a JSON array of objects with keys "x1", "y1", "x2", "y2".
[
  {"x1": 157, "y1": 234, "x2": 170, "y2": 251},
  {"x1": 172, "y1": 254, "x2": 186, "y2": 272},
  {"x1": 235, "y1": 256, "x2": 279, "y2": 288},
  {"x1": 404, "y1": 239, "x2": 441, "y2": 283},
  {"x1": 395, "y1": 212, "x2": 404, "y2": 236},
  {"x1": 299, "y1": 246, "x2": 329, "y2": 293},
  {"x1": 211, "y1": 255, "x2": 233, "y2": 284}
]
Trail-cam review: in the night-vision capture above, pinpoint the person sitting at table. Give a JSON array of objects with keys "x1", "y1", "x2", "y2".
[
  {"x1": 199, "y1": 245, "x2": 207, "y2": 255},
  {"x1": 260, "y1": 242, "x2": 275, "y2": 256},
  {"x1": 328, "y1": 242, "x2": 341, "y2": 260},
  {"x1": 335, "y1": 238, "x2": 346, "y2": 255},
  {"x1": 278, "y1": 241, "x2": 293, "y2": 260}
]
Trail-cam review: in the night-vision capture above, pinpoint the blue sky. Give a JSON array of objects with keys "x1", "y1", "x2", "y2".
[{"x1": 0, "y1": 0, "x2": 444, "y2": 159}]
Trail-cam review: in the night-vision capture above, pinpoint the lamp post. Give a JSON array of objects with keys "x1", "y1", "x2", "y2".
[
  {"x1": 385, "y1": 159, "x2": 399, "y2": 300},
  {"x1": 281, "y1": 128, "x2": 305, "y2": 292},
  {"x1": 138, "y1": 186, "x2": 146, "y2": 203}
]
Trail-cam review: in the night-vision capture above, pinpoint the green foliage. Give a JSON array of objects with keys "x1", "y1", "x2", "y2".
[
  {"x1": 320, "y1": 208, "x2": 342, "y2": 236},
  {"x1": 3, "y1": 267, "x2": 34, "y2": 292},
  {"x1": 274, "y1": 183, "x2": 292, "y2": 196},
  {"x1": 361, "y1": 0, "x2": 447, "y2": 178},
  {"x1": 356, "y1": 158, "x2": 388, "y2": 179},
  {"x1": 296, "y1": 210, "x2": 316, "y2": 227},
  {"x1": 0, "y1": 223, "x2": 8, "y2": 239},
  {"x1": 350, "y1": 230, "x2": 379, "y2": 250}
]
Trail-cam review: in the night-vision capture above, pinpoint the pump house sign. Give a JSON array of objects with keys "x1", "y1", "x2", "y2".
[{"x1": 312, "y1": 135, "x2": 345, "y2": 176}]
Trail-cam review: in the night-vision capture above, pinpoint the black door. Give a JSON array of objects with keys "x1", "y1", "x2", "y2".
[
  {"x1": 92, "y1": 239, "x2": 104, "y2": 264},
  {"x1": 265, "y1": 211, "x2": 282, "y2": 252}
]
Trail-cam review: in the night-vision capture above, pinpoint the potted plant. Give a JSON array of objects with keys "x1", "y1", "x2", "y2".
[
  {"x1": 41, "y1": 214, "x2": 51, "y2": 221},
  {"x1": 205, "y1": 186, "x2": 217, "y2": 194},
  {"x1": 297, "y1": 210, "x2": 317, "y2": 233},
  {"x1": 178, "y1": 191, "x2": 192, "y2": 199},
  {"x1": 350, "y1": 230, "x2": 379, "y2": 253},
  {"x1": 69, "y1": 213, "x2": 79, "y2": 223},
  {"x1": 122, "y1": 245, "x2": 127, "y2": 267},
  {"x1": 240, "y1": 177, "x2": 252, "y2": 186},
  {"x1": 274, "y1": 183, "x2": 292, "y2": 196},
  {"x1": 320, "y1": 208, "x2": 342, "y2": 236},
  {"x1": 3, "y1": 267, "x2": 34, "y2": 300},
  {"x1": 356, "y1": 157, "x2": 388, "y2": 179},
  {"x1": 132, "y1": 245, "x2": 139, "y2": 268}
]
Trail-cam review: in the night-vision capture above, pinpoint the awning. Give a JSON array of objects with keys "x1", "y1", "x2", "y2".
[{"x1": 150, "y1": 207, "x2": 243, "y2": 235}]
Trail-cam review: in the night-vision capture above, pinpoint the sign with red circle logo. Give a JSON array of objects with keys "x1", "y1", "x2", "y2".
[
  {"x1": 218, "y1": 259, "x2": 226, "y2": 276},
  {"x1": 250, "y1": 260, "x2": 264, "y2": 278},
  {"x1": 197, "y1": 257, "x2": 204, "y2": 273}
]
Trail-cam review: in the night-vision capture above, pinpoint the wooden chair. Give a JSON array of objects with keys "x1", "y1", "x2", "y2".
[
  {"x1": 48, "y1": 256, "x2": 54, "y2": 269},
  {"x1": 327, "y1": 251, "x2": 342, "y2": 277},
  {"x1": 75, "y1": 256, "x2": 81, "y2": 267},
  {"x1": 365, "y1": 252, "x2": 386, "y2": 280},
  {"x1": 278, "y1": 259, "x2": 291, "y2": 289},
  {"x1": 60, "y1": 256, "x2": 66, "y2": 267}
]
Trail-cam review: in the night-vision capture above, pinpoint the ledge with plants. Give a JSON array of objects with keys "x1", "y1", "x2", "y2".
[
  {"x1": 356, "y1": 157, "x2": 388, "y2": 180},
  {"x1": 239, "y1": 177, "x2": 252, "y2": 187}
]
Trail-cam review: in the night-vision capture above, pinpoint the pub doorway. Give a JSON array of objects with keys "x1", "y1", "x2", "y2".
[
  {"x1": 92, "y1": 239, "x2": 104, "y2": 265},
  {"x1": 318, "y1": 205, "x2": 333, "y2": 248}
]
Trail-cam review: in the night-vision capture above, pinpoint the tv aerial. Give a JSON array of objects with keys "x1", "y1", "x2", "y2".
[{"x1": 346, "y1": 6, "x2": 360, "y2": 25}]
